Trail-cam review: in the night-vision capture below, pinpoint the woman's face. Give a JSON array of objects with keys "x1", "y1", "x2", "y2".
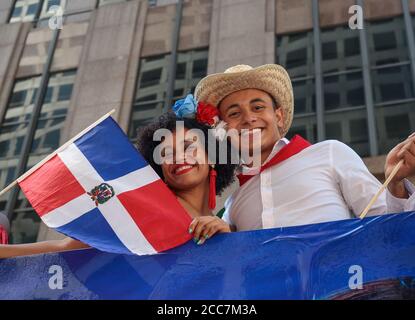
[{"x1": 160, "y1": 128, "x2": 210, "y2": 192}]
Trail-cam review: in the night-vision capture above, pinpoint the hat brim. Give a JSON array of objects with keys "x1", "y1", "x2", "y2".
[{"x1": 194, "y1": 64, "x2": 294, "y2": 137}]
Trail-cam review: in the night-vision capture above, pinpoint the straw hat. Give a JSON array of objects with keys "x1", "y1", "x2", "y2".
[{"x1": 194, "y1": 64, "x2": 294, "y2": 137}]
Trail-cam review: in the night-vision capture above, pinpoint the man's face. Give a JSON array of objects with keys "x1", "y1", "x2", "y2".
[{"x1": 218, "y1": 89, "x2": 284, "y2": 159}]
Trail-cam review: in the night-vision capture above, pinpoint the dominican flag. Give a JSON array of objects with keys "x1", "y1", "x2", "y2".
[{"x1": 18, "y1": 115, "x2": 192, "y2": 255}]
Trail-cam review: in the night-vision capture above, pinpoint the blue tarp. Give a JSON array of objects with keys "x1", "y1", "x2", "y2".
[{"x1": 1, "y1": 212, "x2": 415, "y2": 300}]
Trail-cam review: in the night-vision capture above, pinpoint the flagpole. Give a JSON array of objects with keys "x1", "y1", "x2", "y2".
[
  {"x1": 0, "y1": 109, "x2": 116, "y2": 198},
  {"x1": 359, "y1": 159, "x2": 405, "y2": 219}
]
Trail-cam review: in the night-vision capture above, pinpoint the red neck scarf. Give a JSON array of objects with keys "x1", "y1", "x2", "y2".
[{"x1": 237, "y1": 135, "x2": 312, "y2": 186}]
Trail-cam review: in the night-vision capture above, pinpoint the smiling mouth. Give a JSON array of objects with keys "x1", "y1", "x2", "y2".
[
  {"x1": 173, "y1": 164, "x2": 196, "y2": 175},
  {"x1": 240, "y1": 128, "x2": 263, "y2": 137}
]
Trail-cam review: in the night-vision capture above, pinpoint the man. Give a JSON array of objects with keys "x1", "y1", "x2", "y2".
[{"x1": 194, "y1": 64, "x2": 415, "y2": 231}]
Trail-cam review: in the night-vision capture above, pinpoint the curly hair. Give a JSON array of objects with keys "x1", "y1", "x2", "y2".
[{"x1": 136, "y1": 112, "x2": 236, "y2": 195}]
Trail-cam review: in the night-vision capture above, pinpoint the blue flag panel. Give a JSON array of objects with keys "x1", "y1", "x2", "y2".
[{"x1": 1, "y1": 212, "x2": 415, "y2": 300}]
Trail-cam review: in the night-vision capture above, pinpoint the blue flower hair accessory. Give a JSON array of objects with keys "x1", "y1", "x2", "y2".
[{"x1": 172, "y1": 94, "x2": 198, "y2": 118}]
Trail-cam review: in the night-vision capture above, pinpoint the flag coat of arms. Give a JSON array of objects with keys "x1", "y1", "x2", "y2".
[{"x1": 18, "y1": 115, "x2": 192, "y2": 255}]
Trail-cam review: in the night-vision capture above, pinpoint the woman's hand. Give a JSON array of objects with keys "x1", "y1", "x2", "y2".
[{"x1": 188, "y1": 216, "x2": 232, "y2": 245}]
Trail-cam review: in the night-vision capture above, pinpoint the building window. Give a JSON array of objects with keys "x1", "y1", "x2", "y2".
[
  {"x1": 0, "y1": 70, "x2": 76, "y2": 243},
  {"x1": 368, "y1": 17, "x2": 408, "y2": 66},
  {"x1": 277, "y1": 13, "x2": 414, "y2": 157},
  {"x1": 323, "y1": 72, "x2": 365, "y2": 110},
  {"x1": 320, "y1": 25, "x2": 368, "y2": 154},
  {"x1": 9, "y1": 0, "x2": 66, "y2": 23},
  {"x1": 277, "y1": 25, "x2": 371, "y2": 155},
  {"x1": 368, "y1": 17, "x2": 415, "y2": 154},
  {"x1": 320, "y1": 26, "x2": 361, "y2": 74},
  {"x1": 372, "y1": 64, "x2": 414, "y2": 103},
  {"x1": 385, "y1": 114, "x2": 410, "y2": 139},
  {"x1": 45, "y1": 0, "x2": 61, "y2": 11},
  {"x1": 376, "y1": 102, "x2": 415, "y2": 155},
  {"x1": 128, "y1": 48, "x2": 209, "y2": 140},
  {"x1": 289, "y1": 116, "x2": 317, "y2": 144},
  {"x1": 0, "y1": 78, "x2": 40, "y2": 188},
  {"x1": 9, "y1": 0, "x2": 42, "y2": 23},
  {"x1": 292, "y1": 78, "x2": 315, "y2": 114},
  {"x1": 277, "y1": 31, "x2": 314, "y2": 78},
  {"x1": 277, "y1": 30, "x2": 317, "y2": 143},
  {"x1": 39, "y1": 0, "x2": 66, "y2": 19},
  {"x1": 368, "y1": 17, "x2": 412, "y2": 106}
]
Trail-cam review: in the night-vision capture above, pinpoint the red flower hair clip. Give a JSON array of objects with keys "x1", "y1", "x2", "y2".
[{"x1": 196, "y1": 102, "x2": 219, "y2": 126}]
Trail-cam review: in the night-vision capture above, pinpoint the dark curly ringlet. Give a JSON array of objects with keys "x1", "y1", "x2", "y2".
[{"x1": 136, "y1": 112, "x2": 236, "y2": 195}]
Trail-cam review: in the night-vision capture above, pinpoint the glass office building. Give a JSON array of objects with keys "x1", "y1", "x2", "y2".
[{"x1": 279, "y1": 13, "x2": 415, "y2": 158}]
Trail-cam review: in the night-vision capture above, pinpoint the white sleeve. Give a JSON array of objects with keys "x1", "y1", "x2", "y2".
[
  {"x1": 386, "y1": 179, "x2": 415, "y2": 213},
  {"x1": 222, "y1": 195, "x2": 235, "y2": 226},
  {"x1": 331, "y1": 141, "x2": 387, "y2": 217}
]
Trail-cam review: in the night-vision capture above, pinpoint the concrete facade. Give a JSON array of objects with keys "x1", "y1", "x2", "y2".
[
  {"x1": 276, "y1": 0, "x2": 313, "y2": 34},
  {"x1": 208, "y1": 0, "x2": 275, "y2": 73},
  {"x1": 0, "y1": 0, "x2": 13, "y2": 25},
  {"x1": 62, "y1": 1, "x2": 147, "y2": 138},
  {"x1": 64, "y1": 0, "x2": 96, "y2": 24},
  {"x1": 140, "y1": 0, "x2": 211, "y2": 57}
]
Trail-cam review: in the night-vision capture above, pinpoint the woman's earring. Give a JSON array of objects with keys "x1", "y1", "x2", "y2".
[{"x1": 208, "y1": 165, "x2": 217, "y2": 210}]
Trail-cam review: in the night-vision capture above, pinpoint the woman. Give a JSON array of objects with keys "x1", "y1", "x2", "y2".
[
  {"x1": 138, "y1": 112, "x2": 236, "y2": 244},
  {"x1": 0, "y1": 97, "x2": 236, "y2": 258}
]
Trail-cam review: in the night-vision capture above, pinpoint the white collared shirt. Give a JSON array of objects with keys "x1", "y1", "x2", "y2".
[{"x1": 223, "y1": 139, "x2": 415, "y2": 231}]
